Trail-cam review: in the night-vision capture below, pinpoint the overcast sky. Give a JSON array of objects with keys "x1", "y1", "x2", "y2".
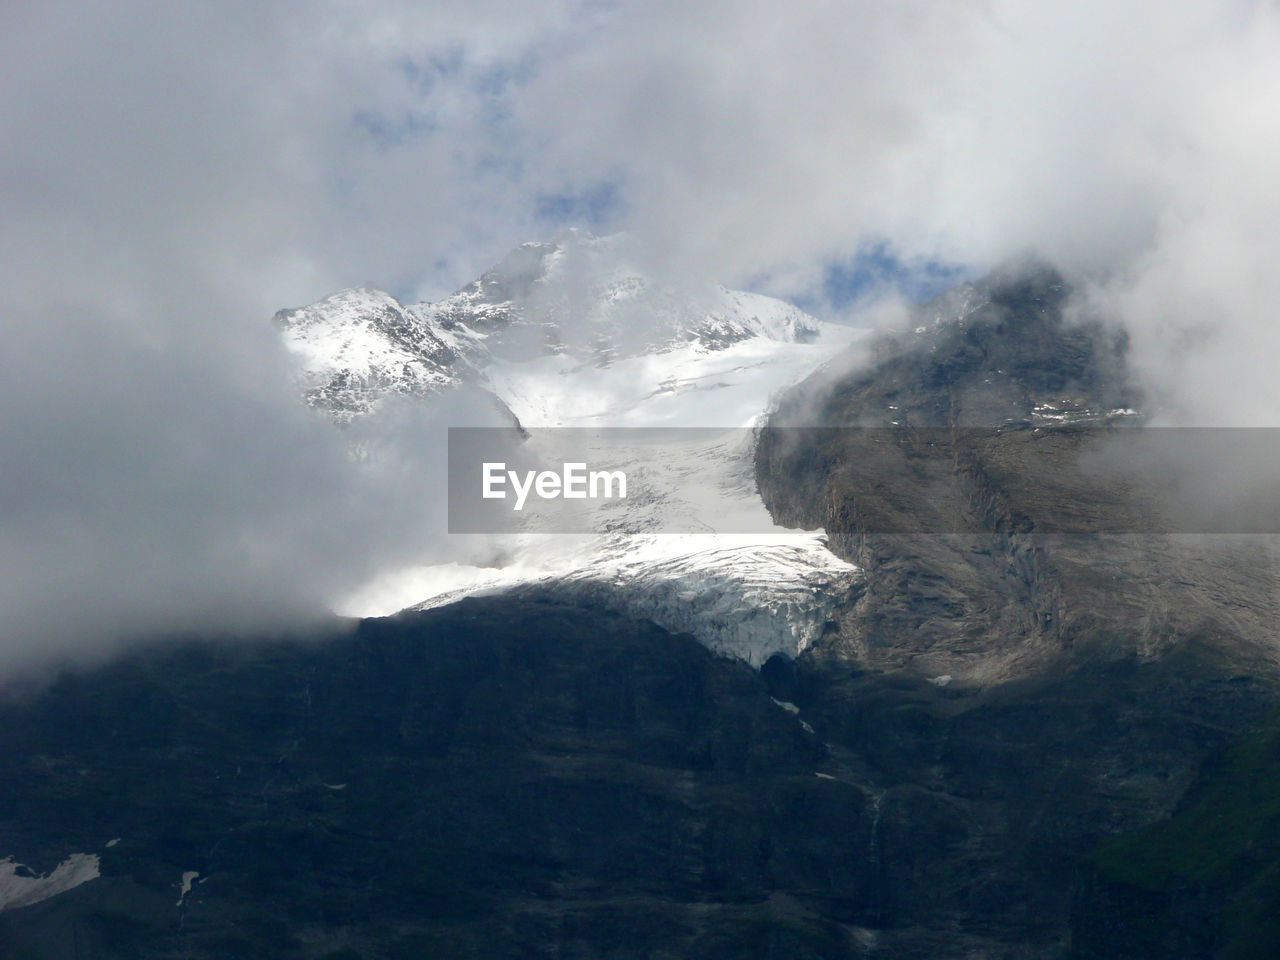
[{"x1": 3, "y1": 0, "x2": 1280, "y2": 674}]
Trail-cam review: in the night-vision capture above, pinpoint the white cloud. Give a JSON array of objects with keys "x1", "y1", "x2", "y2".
[{"x1": 4, "y1": 0, "x2": 1280, "y2": 672}]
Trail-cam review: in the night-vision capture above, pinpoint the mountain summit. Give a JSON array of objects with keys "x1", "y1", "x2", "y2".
[{"x1": 274, "y1": 231, "x2": 821, "y2": 423}]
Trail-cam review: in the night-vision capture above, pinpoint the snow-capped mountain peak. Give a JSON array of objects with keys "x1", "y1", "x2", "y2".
[
  {"x1": 274, "y1": 233, "x2": 825, "y2": 423},
  {"x1": 274, "y1": 287, "x2": 461, "y2": 423}
]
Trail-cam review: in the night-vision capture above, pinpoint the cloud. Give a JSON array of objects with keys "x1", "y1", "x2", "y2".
[
  {"x1": 0, "y1": 1, "x2": 533, "y2": 673},
  {"x1": 3, "y1": 0, "x2": 1280, "y2": 673}
]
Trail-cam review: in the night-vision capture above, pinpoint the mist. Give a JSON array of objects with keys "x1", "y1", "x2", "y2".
[{"x1": 4, "y1": 0, "x2": 1279, "y2": 674}]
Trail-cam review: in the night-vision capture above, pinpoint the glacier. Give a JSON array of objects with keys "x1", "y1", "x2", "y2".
[{"x1": 276, "y1": 231, "x2": 865, "y2": 665}]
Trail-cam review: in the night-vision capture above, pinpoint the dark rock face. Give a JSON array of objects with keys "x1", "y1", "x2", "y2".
[
  {"x1": 3, "y1": 599, "x2": 1272, "y2": 960},
  {"x1": 1070, "y1": 706, "x2": 1280, "y2": 959},
  {"x1": 0, "y1": 600, "x2": 884, "y2": 959}
]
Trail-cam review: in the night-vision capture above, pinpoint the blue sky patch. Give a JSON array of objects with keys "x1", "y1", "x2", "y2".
[{"x1": 535, "y1": 179, "x2": 624, "y2": 231}]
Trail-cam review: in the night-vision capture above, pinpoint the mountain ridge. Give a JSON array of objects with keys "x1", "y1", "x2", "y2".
[{"x1": 274, "y1": 231, "x2": 824, "y2": 424}]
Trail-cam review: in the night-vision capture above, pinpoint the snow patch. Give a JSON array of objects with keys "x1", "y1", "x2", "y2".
[
  {"x1": 0, "y1": 854, "x2": 100, "y2": 911},
  {"x1": 176, "y1": 870, "x2": 200, "y2": 907}
]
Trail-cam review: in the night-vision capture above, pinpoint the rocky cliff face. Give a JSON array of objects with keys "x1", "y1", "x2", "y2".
[
  {"x1": 757, "y1": 265, "x2": 1280, "y2": 683},
  {"x1": 753, "y1": 264, "x2": 1280, "y2": 955},
  {"x1": 0, "y1": 601, "x2": 885, "y2": 960}
]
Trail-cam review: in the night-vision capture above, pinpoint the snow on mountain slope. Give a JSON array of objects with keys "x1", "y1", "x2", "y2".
[
  {"x1": 340, "y1": 333, "x2": 867, "y2": 666},
  {"x1": 275, "y1": 288, "x2": 461, "y2": 423},
  {"x1": 280, "y1": 233, "x2": 865, "y2": 665},
  {"x1": 275, "y1": 230, "x2": 821, "y2": 425}
]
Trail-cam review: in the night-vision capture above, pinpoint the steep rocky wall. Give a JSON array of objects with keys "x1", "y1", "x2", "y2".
[
  {"x1": 756, "y1": 267, "x2": 1280, "y2": 683},
  {"x1": 750, "y1": 265, "x2": 1280, "y2": 955}
]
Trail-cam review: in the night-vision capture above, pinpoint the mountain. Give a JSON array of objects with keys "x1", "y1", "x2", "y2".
[
  {"x1": 0, "y1": 601, "x2": 857, "y2": 960},
  {"x1": 274, "y1": 230, "x2": 821, "y2": 424},
  {"x1": 5, "y1": 263, "x2": 1280, "y2": 958},
  {"x1": 757, "y1": 265, "x2": 1278, "y2": 680},
  {"x1": 279, "y1": 231, "x2": 860, "y2": 666},
  {"x1": 273, "y1": 287, "x2": 462, "y2": 423},
  {"x1": 754, "y1": 264, "x2": 1280, "y2": 955}
]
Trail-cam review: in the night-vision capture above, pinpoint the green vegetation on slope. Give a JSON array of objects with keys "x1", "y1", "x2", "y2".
[{"x1": 1087, "y1": 709, "x2": 1280, "y2": 959}]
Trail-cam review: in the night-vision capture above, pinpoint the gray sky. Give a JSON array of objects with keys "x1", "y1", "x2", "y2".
[{"x1": 3, "y1": 0, "x2": 1280, "y2": 674}]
